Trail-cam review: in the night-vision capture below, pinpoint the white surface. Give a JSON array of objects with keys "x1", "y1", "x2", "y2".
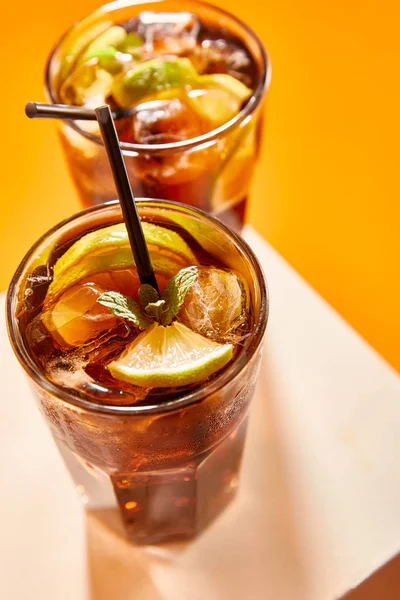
[{"x1": 0, "y1": 227, "x2": 399, "y2": 600}]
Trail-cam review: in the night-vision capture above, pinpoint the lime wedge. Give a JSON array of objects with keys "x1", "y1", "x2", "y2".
[
  {"x1": 117, "y1": 32, "x2": 143, "y2": 54},
  {"x1": 45, "y1": 222, "x2": 197, "y2": 307},
  {"x1": 60, "y1": 60, "x2": 114, "y2": 106},
  {"x1": 112, "y1": 57, "x2": 198, "y2": 107},
  {"x1": 108, "y1": 321, "x2": 233, "y2": 387},
  {"x1": 59, "y1": 20, "x2": 113, "y2": 82},
  {"x1": 163, "y1": 211, "x2": 246, "y2": 275},
  {"x1": 83, "y1": 45, "x2": 118, "y2": 63},
  {"x1": 187, "y1": 87, "x2": 240, "y2": 126},
  {"x1": 187, "y1": 74, "x2": 252, "y2": 126},
  {"x1": 79, "y1": 26, "x2": 127, "y2": 65},
  {"x1": 197, "y1": 74, "x2": 252, "y2": 103},
  {"x1": 211, "y1": 119, "x2": 257, "y2": 210}
]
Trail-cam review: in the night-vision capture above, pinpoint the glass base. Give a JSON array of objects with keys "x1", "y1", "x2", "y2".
[{"x1": 55, "y1": 417, "x2": 248, "y2": 544}]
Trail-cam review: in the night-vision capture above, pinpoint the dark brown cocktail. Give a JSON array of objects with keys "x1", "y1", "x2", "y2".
[
  {"x1": 46, "y1": 0, "x2": 270, "y2": 231},
  {"x1": 7, "y1": 200, "x2": 268, "y2": 543}
]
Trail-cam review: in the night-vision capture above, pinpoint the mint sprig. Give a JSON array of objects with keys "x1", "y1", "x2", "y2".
[
  {"x1": 138, "y1": 284, "x2": 159, "y2": 310},
  {"x1": 145, "y1": 299, "x2": 167, "y2": 322},
  {"x1": 159, "y1": 266, "x2": 198, "y2": 326},
  {"x1": 97, "y1": 266, "x2": 198, "y2": 329},
  {"x1": 97, "y1": 291, "x2": 152, "y2": 329}
]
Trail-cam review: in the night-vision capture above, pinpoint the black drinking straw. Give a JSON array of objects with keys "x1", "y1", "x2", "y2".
[
  {"x1": 25, "y1": 101, "x2": 131, "y2": 121},
  {"x1": 95, "y1": 105, "x2": 159, "y2": 293}
]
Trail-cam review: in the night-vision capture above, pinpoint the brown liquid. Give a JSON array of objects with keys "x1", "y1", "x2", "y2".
[
  {"x1": 36, "y1": 353, "x2": 260, "y2": 543},
  {"x1": 53, "y1": 409, "x2": 249, "y2": 544},
  {"x1": 111, "y1": 417, "x2": 248, "y2": 543}
]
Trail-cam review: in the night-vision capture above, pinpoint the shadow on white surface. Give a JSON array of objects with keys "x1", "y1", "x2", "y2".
[{"x1": 86, "y1": 512, "x2": 161, "y2": 600}]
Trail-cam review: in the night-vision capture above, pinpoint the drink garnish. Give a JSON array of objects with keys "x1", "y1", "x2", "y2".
[
  {"x1": 197, "y1": 73, "x2": 252, "y2": 100},
  {"x1": 94, "y1": 289, "x2": 152, "y2": 330},
  {"x1": 97, "y1": 266, "x2": 233, "y2": 387},
  {"x1": 117, "y1": 32, "x2": 144, "y2": 54},
  {"x1": 59, "y1": 21, "x2": 112, "y2": 81},
  {"x1": 155, "y1": 265, "x2": 198, "y2": 325},
  {"x1": 97, "y1": 265, "x2": 198, "y2": 328},
  {"x1": 29, "y1": 20, "x2": 254, "y2": 133},
  {"x1": 78, "y1": 26, "x2": 128, "y2": 66},
  {"x1": 107, "y1": 321, "x2": 233, "y2": 388},
  {"x1": 187, "y1": 74, "x2": 252, "y2": 126},
  {"x1": 111, "y1": 55, "x2": 252, "y2": 119},
  {"x1": 112, "y1": 57, "x2": 198, "y2": 107},
  {"x1": 45, "y1": 222, "x2": 197, "y2": 307}
]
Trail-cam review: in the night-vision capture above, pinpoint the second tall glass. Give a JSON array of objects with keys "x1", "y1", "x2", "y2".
[{"x1": 45, "y1": 0, "x2": 270, "y2": 231}]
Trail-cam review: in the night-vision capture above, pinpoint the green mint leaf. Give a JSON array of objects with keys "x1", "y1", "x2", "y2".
[
  {"x1": 97, "y1": 291, "x2": 152, "y2": 329},
  {"x1": 145, "y1": 299, "x2": 167, "y2": 322},
  {"x1": 161, "y1": 266, "x2": 198, "y2": 326},
  {"x1": 138, "y1": 284, "x2": 159, "y2": 310}
]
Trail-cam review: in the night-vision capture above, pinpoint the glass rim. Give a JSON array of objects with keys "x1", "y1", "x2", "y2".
[
  {"x1": 44, "y1": 0, "x2": 271, "y2": 155},
  {"x1": 7, "y1": 199, "x2": 269, "y2": 416}
]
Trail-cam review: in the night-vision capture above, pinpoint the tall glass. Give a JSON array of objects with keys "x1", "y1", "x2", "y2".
[
  {"x1": 7, "y1": 200, "x2": 268, "y2": 544},
  {"x1": 45, "y1": 0, "x2": 270, "y2": 231}
]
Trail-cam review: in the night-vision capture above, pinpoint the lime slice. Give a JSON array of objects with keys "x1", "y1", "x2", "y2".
[
  {"x1": 78, "y1": 26, "x2": 127, "y2": 66},
  {"x1": 79, "y1": 46, "x2": 122, "y2": 74},
  {"x1": 211, "y1": 119, "x2": 257, "y2": 210},
  {"x1": 108, "y1": 321, "x2": 233, "y2": 387},
  {"x1": 117, "y1": 32, "x2": 143, "y2": 54},
  {"x1": 187, "y1": 88, "x2": 239, "y2": 126},
  {"x1": 45, "y1": 222, "x2": 197, "y2": 307},
  {"x1": 163, "y1": 211, "x2": 246, "y2": 275},
  {"x1": 112, "y1": 57, "x2": 198, "y2": 107},
  {"x1": 198, "y1": 74, "x2": 252, "y2": 103},
  {"x1": 59, "y1": 20, "x2": 112, "y2": 82},
  {"x1": 60, "y1": 60, "x2": 114, "y2": 106},
  {"x1": 187, "y1": 74, "x2": 252, "y2": 126}
]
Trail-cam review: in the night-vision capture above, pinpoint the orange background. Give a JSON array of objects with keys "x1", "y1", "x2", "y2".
[{"x1": 1, "y1": 0, "x2": 399, "y2": 371}]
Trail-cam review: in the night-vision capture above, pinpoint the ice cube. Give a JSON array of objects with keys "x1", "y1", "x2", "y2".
[
  {"x1": 83, "y1": 324, "x2": 150, "y2": 404},
  {"x1": 86, "y1": 269, "x2": 141, "y2": 298},
  {"x1": 25, "y1": 314, "x2": 59, "y2": 365},
  {"x1": 44, "y1": 322, "x2": 147, "y2": 405},
  {"x1": 42, "y1": 282, "x2": 120, "y2": 348},
  {"x1": 86, "y1": 269, "x2": 169, "y2": 296},
  {"x1": 132, "y1": 97, "x2": 206, "y2": 144},
  {"x1": 24, "y1": 265, "x2": 52, "y2": 312},
  {"x1": 187, "y1": 87, "x2": 241, "y2": 127},
  {"x1": 178, "y1": 267, "x2": 250, "y2": 343},
  {"x1": 26, "y1": 303, "x2": 144, "y2": 404},
  {"x1": 138, "y1": 11, "x2": 200, "y2": 56},
  {"x1": 190, "y1": 38, "x2": 252, "y2": 86},
  {"x1": 129, "y1": 98, "x2": 216, "y2": 192}
]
